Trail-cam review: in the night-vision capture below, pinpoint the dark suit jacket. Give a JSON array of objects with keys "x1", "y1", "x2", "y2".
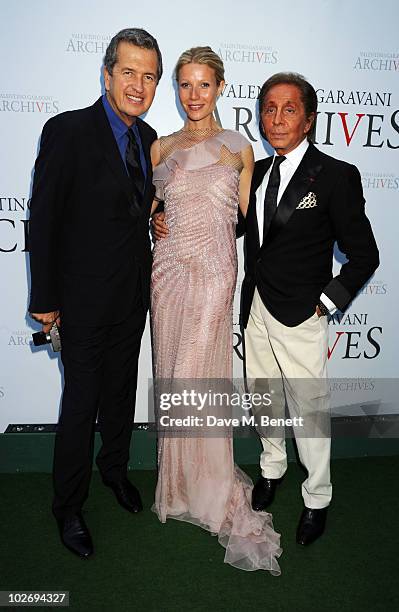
[
  {"x1": 240, "y1": 142, "x2": 379, "y2": 328},
  {"x1": 28, "y1": 97, "x2": 157, "y2": 326}
]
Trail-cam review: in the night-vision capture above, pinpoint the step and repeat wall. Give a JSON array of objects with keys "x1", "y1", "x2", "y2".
[{"x1": 0, "y1": 0, "x2": 397, "y2": 431}]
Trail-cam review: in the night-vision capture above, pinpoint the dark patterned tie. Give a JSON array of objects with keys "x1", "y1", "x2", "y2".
[
  {"x1": 263, "y1": 155, "x2": 286, "y2": 242},
  {"x1": 126, "y1": 128, "x2": 145, "y2": 196}
]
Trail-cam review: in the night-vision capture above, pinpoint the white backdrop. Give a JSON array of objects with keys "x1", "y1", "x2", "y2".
[{"x1": 0, "y1": 0, "x2": 398, "y2": 431}]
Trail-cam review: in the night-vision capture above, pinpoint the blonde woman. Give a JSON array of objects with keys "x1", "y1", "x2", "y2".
[{"x1": 150, "y1": 47, "x2": 281, "y2": 573}]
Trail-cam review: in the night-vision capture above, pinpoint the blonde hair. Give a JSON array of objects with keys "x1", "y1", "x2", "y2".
[{"x1": 175, "y1": 46, "x2": 225, "y2": 85}]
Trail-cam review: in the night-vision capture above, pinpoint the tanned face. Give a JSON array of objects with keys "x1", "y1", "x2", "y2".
[
  {"x1": 261, "y1": 83, "x2": 314, "y2": 155},
  {"x1": 104, "y1": 41, "x2": 158, "y2": 126}
]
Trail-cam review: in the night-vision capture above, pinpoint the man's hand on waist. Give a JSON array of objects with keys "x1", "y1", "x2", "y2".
[{"x1": 151, "y1": 211, "x2": 169, "y2": 241}]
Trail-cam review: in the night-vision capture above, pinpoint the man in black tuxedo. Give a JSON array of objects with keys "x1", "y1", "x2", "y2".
[
  {"x1": 28, "y1": 28, "x2": 162, "y2": 558},
  {"x1": 241, "y1": 72, "x2": 379, "y2": 545}
]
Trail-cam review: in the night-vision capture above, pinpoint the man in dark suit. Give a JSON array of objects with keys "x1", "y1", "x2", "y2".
[
  {"x1": 28, "y1": 28, "x2": 162, "y2": 558},
  {"x1": 241, "y1": 72, "x2": 379, "y2": 545}
]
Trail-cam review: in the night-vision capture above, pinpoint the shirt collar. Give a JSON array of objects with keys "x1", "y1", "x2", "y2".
[
  {"x1": 275, "y1": 138, "x2": 309, "y2": 171},
  {"x1": 102, "y1": 93, "x2": 133, "y2": 139}
]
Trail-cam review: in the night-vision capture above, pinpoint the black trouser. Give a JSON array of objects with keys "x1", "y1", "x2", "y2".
[{"x1": 52, "y1": 296, "x2": 147, "y2": 520}]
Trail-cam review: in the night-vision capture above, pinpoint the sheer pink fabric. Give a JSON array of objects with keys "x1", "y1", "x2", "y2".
[{"x1": 151, "y1": 129, "x2": 282, "y2": 574}]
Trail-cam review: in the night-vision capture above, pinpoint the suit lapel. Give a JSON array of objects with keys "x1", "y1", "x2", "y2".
[
  {"x1": 136, "y1": 118, "x2": 154, "y2": 209},
  {"x1": 262, "y1": 143, "x2": 323, "y2": 249},
  {"x1": 91, "y1": 98, "x2": 143, "y2": 216},
  {"x1": 247, "y1": 157, "x2": 273, "y2": 250}
]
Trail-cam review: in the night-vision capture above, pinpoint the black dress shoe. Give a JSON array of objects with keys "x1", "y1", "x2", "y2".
[
  {"x1": 57, "y1": 513, "x2": 93, "y2": 559},
  {"x1": 104, "y1": 478, "x2": 143, "y2": 513},
  {"x1": 251, "y1": 476, "x2": 280, "y2": 511},
  {"x1": 296, "y1": 507, "x2": 328, "y2": 546}
]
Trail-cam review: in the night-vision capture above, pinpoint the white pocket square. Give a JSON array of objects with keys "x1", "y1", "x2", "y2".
[{"x1": 296, "y1": 192, "x2": 317, "y2": 209}]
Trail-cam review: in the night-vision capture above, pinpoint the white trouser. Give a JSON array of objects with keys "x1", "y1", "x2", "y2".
[{"x1": 244, "y1": 288, "x2": 332, "y2": 509}]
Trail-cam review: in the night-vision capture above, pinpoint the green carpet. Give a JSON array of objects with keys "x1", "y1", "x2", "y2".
[{"x1": 1, "y1": 457, "x2": 398, "y2": 612}]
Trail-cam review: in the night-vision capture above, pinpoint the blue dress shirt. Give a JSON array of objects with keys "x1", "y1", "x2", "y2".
[{"x1": 102, "y1": 94, "x2": 147, "y2": 181}]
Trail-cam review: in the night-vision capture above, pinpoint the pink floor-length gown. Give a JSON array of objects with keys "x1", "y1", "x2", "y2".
[{"x1": 151, "y1": 128, "x2": 282, "y2": 574}]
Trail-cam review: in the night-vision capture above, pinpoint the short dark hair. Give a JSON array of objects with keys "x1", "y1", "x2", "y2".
[
  {"x1": 104, "y1": 28, "x2": 163, "y2": 81},
  {"x1": 259, "y1": 72, "x2": 317, "y2": 140}
]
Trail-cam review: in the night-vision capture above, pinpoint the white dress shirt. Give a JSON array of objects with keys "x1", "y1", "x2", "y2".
[{"x1": 255, "y1": 138, "x2": 337, "y2": 314}]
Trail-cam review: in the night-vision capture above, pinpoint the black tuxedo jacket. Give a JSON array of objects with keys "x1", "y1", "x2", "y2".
[
  {"x1": 28, "y1": 97, "x2": 157, "y2": 326},
  {"x1": 240, "y1": 142, "x2": 379, "y2": 328}
]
